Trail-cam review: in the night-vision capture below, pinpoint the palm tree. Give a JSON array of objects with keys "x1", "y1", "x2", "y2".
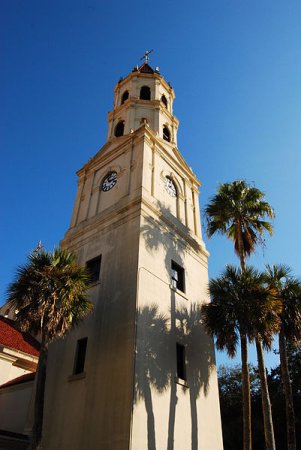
[
  {"x1": 202, "y1": 265, "x2": 280, "y2": 450},
  {"x1": 264, "y1": 264, "x2": 301, "y2": 450},
  {"x1": 205, "y1": 180, "x2": 274, "y2": 271},
  {"x1": 204, "y1": 180, "x2": 274, "y2": 450},
  {"x1": 6, "y1": 248, "x2": 93, "y2": 450},
  {"x1": 247, "y1": 275, "x2": 281, "y2": 450}
]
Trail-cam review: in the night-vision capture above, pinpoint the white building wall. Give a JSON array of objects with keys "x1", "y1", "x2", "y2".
[{"x1": 0, "y1": 381, "x2": 34, "y2": 434}]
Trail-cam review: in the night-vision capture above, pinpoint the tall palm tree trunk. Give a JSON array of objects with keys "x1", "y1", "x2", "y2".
[
  {"x1": 279, "y1": 329, "x2": 296, "y2": 450},
  {"x1": 255, "y1": 338, "x2": 276, "y2": 450},
  {"x1": 30, "y1": 340, "x2": 48, "y2": 450},
  {"x1": 240, "y1": 333, "x2": 252, "y2": 450}
]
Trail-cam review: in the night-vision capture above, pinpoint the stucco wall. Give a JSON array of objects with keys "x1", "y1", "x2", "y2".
[
  {"x1": 130, "y1": 209, "x2": 223, "y2": 450},
  {"x1": 0, "y1": 357, "x2": 31, "y2": 386},
  {"x1": 42, "y1": 213, "x2": 141, "y2": 450},
  {"x1": 0, "y1": 381, "x2": 34, "y2": 434}
]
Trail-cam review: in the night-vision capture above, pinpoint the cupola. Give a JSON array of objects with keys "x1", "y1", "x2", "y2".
[{"x1": 106, "y1": 54, "x2": 179, "y2": 145}]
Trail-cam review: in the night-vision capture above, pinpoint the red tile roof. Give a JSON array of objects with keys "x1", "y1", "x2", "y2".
[
  {"x1": 0, "y1": 316, "x2": 40, "y2": 357},
  {"x1": 0, "y1": 371, "x2": 35, "y2": 389}
]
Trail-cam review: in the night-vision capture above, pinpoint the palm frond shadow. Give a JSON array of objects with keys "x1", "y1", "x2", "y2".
[{"x1": 137, "y1": 202, "x2": 215, "y2": 450}]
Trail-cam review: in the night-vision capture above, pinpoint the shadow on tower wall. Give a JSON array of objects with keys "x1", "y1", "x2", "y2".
[{"x1": 134, "y1": 203, "x2": 215, "y2": 450}]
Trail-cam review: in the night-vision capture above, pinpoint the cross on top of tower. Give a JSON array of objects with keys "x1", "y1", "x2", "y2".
[{"x1": 140, "y1": 49, "x2": 153, "y2": 63}]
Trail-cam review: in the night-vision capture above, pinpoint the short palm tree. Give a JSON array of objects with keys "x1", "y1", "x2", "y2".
[
  {"x1": 205, "y1": 180, "x2": 274, "y2": 271},
  {"x1": 6, "y1": 248, "x2": 93, "y2": 450},
  {"x1": 204, "y1": 180, "x2": 274, "y2": 450},
  {"x1": 202, "y1": 265, "x2": 280, "y2": 450},
  {"x1": 247, "y1": 276, "x2": 281, "y2": 450},
  {"x1": 264, "y1": 264, "x2": 301, "y2": 450}
]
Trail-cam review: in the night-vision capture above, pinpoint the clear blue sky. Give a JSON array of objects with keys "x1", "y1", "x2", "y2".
[{"x1": 1, "y1": 0, "x2": 301, "y2": 369}]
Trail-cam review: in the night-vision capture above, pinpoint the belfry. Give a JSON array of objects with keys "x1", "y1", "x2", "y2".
[{"x1": 42, "y1": 56, "x2": 223, "y2": 450}]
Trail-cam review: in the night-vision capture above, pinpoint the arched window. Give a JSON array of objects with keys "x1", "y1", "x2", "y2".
[
  {"x1": 114, "y1": 121, "x2": 124, "y2": 137},
  {"x1": 163, "y1": 126, "x2": 171, "y2": 142},
  {"x1": 161, "y1": 95, "x2": 168, "y2": 108},
  {"x1": 140, "y1": 86, "x2": 151, "y2": 100},
  {"x1": 121, "y1": 91, "x2": 129, "y2": 104}
]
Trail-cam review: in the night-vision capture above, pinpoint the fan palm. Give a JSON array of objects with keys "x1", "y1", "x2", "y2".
[
  {"x1": 202, "y1": 266, "x2": 280, "y2": 450},
  {"x1": 263, "y1": 264, "x2": 301, "y2": 450},
  {"x1": 204, "y1": 180, "x2": 274, "y2": 450},
  {"x1": 6, "y1": 248, "x2": 93, "y2": 450},
  {"x1": 205, "y1": 180, "x2": 274, "y2": 271},
  {"x1": 247, "y1": 277, "x2": 281, "y2": 450}
]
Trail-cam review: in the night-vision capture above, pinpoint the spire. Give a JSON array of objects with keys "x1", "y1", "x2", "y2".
[
  {"x1": 132, "y1": 50, "x2": 156, "y2": 74},
  {"x1": 140, "y1": 49, "x2": 153, "y2": 64}
]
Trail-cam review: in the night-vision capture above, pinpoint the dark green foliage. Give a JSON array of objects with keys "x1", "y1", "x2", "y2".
[
  {"x1": 218, "y1": 349, "x2": 301, "y2": 450},
  {"x1": 6, "y1": 247, "x2": 93, "y2": 450},
  {"x1": 7, "y1": 248, "x2": 93, "y2": 341},
  {"x1": 205, "y1": 180, "x2": 274, "y2": 269}
]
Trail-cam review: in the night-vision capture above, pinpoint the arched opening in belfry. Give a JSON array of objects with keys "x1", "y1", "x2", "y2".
[
  {"x1": 140, "y1": 85, "x2": 151, "y2": 100},
  {"x1": 161, "y1": 95, "x2": 168, "y2": 108},
  {"x1": 121, "y1": 91, "x2": 129, "y2": 104},
  {"x1": 114, "y1": 121, "x2": 124, "y2": 137},
  {"x1": 163, "y1": 126, "x2": 171, "y2": 142}
]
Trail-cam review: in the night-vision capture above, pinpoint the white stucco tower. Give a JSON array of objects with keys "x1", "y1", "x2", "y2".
[{"x1": 42, "y1": 59, "x2": 223, "y2": 450}]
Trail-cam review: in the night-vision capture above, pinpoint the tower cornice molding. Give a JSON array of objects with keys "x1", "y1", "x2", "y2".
[
  {"x1": 140, "y1": 197, "x2": 209, "y2": 261},
  {"x1": 115, "y1": 71, "x2": 175, "y2": 98},
  {"x1": 77, "y1": 134, "x2": 137, "y2": 178},
  {"x1": 62, "y1": 195, "x2": 143, "y2": 248},
  {"x1": 108, "y1": 98, "x2": 179, "y2": 127},
  {"x1": 147, "y1": 131, "x2": 201, "y2": 187},
  {"x1": 76, "y1": 125, "x2": 200, "y2": 194}
]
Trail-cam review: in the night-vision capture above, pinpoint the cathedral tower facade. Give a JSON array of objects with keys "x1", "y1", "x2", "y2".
[{"x1": 42, "y1": 60, "x2": 223, "y2": 450}]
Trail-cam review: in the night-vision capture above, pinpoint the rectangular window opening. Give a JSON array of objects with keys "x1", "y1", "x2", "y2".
[
  {"x1": 73, "y1": 337, "x2": 88, "y2": 375},
  {"x1": 171, "y1": 260, "x2": 185, "y2": 292},
  {"x1": 86, "y1": 255, "x2": 101, "y2": 284},
  {"x1": 176, "y1": 343, "x2": 186, "y2": 381}
]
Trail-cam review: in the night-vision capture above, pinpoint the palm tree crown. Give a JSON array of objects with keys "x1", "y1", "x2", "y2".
[
  {"x1": 7, "y1": 248, "x2": 93, "y2": 342},
  {"x1": 202, "y1": 265, "x2": 278, "y2": 356},
  {"x1": 6, "y1": 247, "x2": 93, "y2": 450},
  {"x1": 263, "y1": 264, "x2": 301, "y2": 450},
  {"x1": 202, "y1": 265, "x2": 280, "y2": 450},
  {"x1": 205, "y1": 180, "x2": 274, "y2": 270},
  {"x1": 264, "y1": 264, "x2": 301, "y2": 343}
]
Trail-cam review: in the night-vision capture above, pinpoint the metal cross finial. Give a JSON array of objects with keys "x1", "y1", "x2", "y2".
[
  {"x1": 34, "y1": 240, "x2": 44, "y2": 254},
  {"x1": 141, "y1": 49, "x2": 153, "y2": 63}
]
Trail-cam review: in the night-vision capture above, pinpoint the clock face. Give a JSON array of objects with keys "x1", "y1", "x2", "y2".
[
  {"x1": 101, "y1": 172, "x2": 117, "y2": 192},
  {"x1": 164, "y1": 177, "x2": 177, "y2": 197}
]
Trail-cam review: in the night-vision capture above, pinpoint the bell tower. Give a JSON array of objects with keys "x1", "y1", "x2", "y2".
[{"x1": 42, "y1": 58, "x2": 223, "y2": 450}]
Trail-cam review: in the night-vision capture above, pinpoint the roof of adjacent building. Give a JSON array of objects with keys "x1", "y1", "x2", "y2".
[
  {"x1": 0, "y1": 372, "x2": 35, "y2": 389},
  {"x1": 0, "y1": 316, "x2": 40, "y2": 357}
]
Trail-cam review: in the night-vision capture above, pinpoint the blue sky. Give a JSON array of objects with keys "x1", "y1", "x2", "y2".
[{"x1": 1, "y1": 1, "x2": 301, "y2": 369}]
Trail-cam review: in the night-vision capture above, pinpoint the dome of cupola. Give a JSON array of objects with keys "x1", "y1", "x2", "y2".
[{"x1": 106, "y1": 56, "x2": 179, "y2": 145}]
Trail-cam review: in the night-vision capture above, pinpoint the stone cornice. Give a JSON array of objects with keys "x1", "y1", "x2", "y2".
[
  {"x1": 140, "y1": 197, "x2": 209, "y2": 260},
  {"x1": 114, "y1": 71, "x2": 175, "y2": 98},
  {"x1": 62, "y1": 189, "x2": 209, "y2": 263},
  {"x1": 108, "y1": 98, "x2": 179, "y2": 126},
  {"x1": 76, "y1": 125, "x2": 200, "y2": 190},
  {"x1": 62, "y1": 195, "x2": 143, "y2": 248}
]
